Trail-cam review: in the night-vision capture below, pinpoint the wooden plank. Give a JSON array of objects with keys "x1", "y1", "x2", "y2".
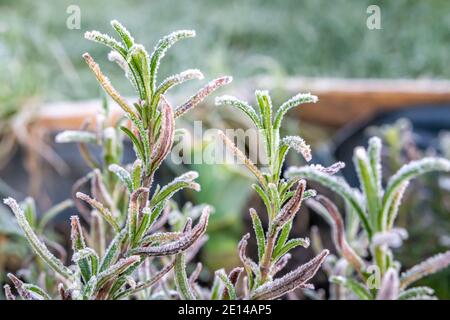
[
  {"x1": 252, "y1": 77, "x2": 450, "y2": 127},
  {"x1": 36, "y1": 99, "x2": 124, "y2": 130}
]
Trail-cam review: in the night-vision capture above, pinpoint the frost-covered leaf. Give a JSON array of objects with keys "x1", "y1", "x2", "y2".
[
  {"x1": 367, "y1": 136, "x2": 383, "y2": 196},
  {"x1": 131, "y1": 208, "x2": 209, "y2": 256},
  {"x1": 8, "y1": 274, "x2": 51, "y2": 300},
  {"x1": 273, "y1": 93, "x2": 318, "y2": 129},
  {"x1": 174, "y1": 252, "x2": 196, "y2": 300},
  {"x1": 398, "y1": 287, "x2": 435, "y2": 300},
  {"x1": 400, "y1": 250, "x2": 450, "y2": 289},
  {"x1": 55, "y1": 131, "x2": 97, "y2": 144},
  {"x1": 149, "y1": 30, "x2": 196, "y2": 93},
  {"x1": 127, "y1": 44, "x2": 151, "y2": 99},
  {"x1": 85, "y1": 30, "x2": 126, "y2": 56},
  {"x1": 309, "y1": 162, "x2": 345, "y2": 175},
  {"x1": 271, "y1": 253, "x2": 291, "y2": 277},
  {"x1": 99, "y1": 230, "x2": 127, "y2": 273},
  {"x1": 95, "y1": 256, "x2": 141, "y2": 296},
  {"x1": 354, "y1": 146, "x2": 379, "y2": 230},
  {"x1": 272, "y1": 238, "x2": 310, "y2": 263},
  {"x1": 249, "y1": 208, "x2": 265, "y2": 261},
  {"x1": 330, "y1": 276, "x2": 372, "y2": 300},
  {"x1": 3, "y1": 198, "x2": 72, "y2": 279},
  {"x1": 285, "y1": 166, "x2": 372, "y2": 237},
  {"x1": 216, "y1": 268, "x2": 242, "y2": 300},
  {"x1": 376, "y1": 268, "x2": 399, "y2": 300},
  {"x1": 76, "y1": 192, "x2": 120, "y2": 232},
  {"x1": 218, "y1": 130, "x2": 266, "y2": 187},
  {"x1": 115, "y1": 259, "x2": 175, "y2": 299},
  {"x1": 251, "y1": 249, "x2": 329, "y2": 300},
  {"x1": 271, "y1": 180, "x2": 305, "y2": 233},
  {"x1": 150, "y1": 171, "x2": 200, "y2": 208},
  {"x1": 70, "y1": 215, "x2": 92, "y2": 282},
  {"x1": 281, "y1": 136, "x2": 312, "y2": 162},
  {"x1": 175, "y1": 76, "x2": 232, "y2": 118},
  {"x1": 109, "y1": 164, "x2": 133, "y2": 193},
  {"x1": 156, "y1": 69, "x2": 204, "y2": 98},
  {"x1": 127, "y1": 187, "x2": 149, "y2": 241},
  {"x1": 110, "y1": 20, "x2": 134, "y2": 49},
  {"x1": 215, "y1": 95, "x2": 261, "y2": 128},
  {"x1": 381, "y1": 157, "x2": 450, "y2": 229}
]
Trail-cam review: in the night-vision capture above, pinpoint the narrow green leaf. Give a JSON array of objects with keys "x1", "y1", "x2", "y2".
[
  {"x1": 252, "y1": 184, "x2": 271, "y2": 214},
  {"x1": 128, "y1": 44, "x2": 151, "y2": 101},
  {"x1": 367, "y1": 136, "x2": 383, "y2": 195},
  {"x1": 132, "y1": 208, "x2": 152, "y2": 246},
  {"x1": 216, "y1": 269, "x2": 237, "y2": 300},
  {"x1": 149, "y1": 30, "x2": 196, "y2": 93},
  {"x1": 255, "y1": 90, "x2": 273, "y2": 164},
  {"x1": 108, "y1": 164, "x2": 133, "y2": 193},
  {"x1": 354, "y1": 147, "x2": 379, "y2": 231},
  {"x1": 99, "y1": 230, "x2": 127, "y2": 272},
  {"x1": 22, "y1": 284, "x2": 51, "y2": 300},
  {"x1": 95, "y1": 256, "x2": 141, "y2": 292},
  {"x1": 153, "y1": 69, "x2": 204, "y2": 110},
  {"x1": 120, "y1": 126, "x2": 145, "y2": 162},
  {"x1": 109, "y1": 20, "x2": 146, "y2": 99},
  {"x1": 285, "y1": 166, "x2": 372, "y2": 238},
  {"x1": 273, "y1": 238, "x2": 310, "y2": 262},
  {"x1": 398, "y1": 287, "x2": 435, "y2": 300},
  {"x1": 330, "y1": 276, "x2": 372, "y2": 300},
  {"x1": 381, "y1": 158, "x2": 450, "y2": 230},
  {"x1": 273, "y1": 93, "x2": 318, "y2": 130},
  {"x1": 273, "y1": 220, "x2": 292, "y2": 257},
  {"x1": 249, "y1": 209, "x2": 265, "y2": 261},
  {"x1": 150, "y1": 171, "x2": 200, "y2": 208},
  {"x1": 84, "y1": 30, "x2": 126, "y2": 56},
  {"x1": 131, "y1": 159, "x2": 143, "y2": 190},
  {"x1": 70, "y1": 216, "x2": 94, "y2": 282},
  {"x1": 174, "y1": 252, "x2": 196, "y2": 300},
  {"x1": 215, "y1": 95, "x2": 261, "y2": 129},
  {"x1": 3, "y1": 198, "x2": 72, "y2": 279},
  {"x1": 267, "y1": 183, "x2": 280, "y2": 216},
  {"x1": 210, "y1": 273, "x2": 223, "y2": 300},
  {"x1": 110, "y1": 20, "x2": 134, "y2": 48}
]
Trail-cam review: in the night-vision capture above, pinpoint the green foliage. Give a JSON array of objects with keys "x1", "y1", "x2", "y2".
[
  {"x1": 287, "y1": 138, "x2": 450, "y2": 299},
  {"x1": 3, "y1": 20, "x2": 229, "y2": 300},
  {"x1": 215, "y1": 90, "x2": 328, "y2": 298}
]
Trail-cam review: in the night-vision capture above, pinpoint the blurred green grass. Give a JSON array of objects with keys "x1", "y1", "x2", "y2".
[{"x1": 1, "y1": 0, "x2": 449, "y2": 104}]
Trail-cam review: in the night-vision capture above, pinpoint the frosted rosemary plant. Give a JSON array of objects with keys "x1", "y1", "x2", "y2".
[
  {"x1": 210, "y1": 91, "x2": 329, "y2": 299},
  {"x1": 286, "y1": 137, "x2": 450, "y2": 299},
  {"x1": 3, "y1": 20, "x2": 231, "y2": 300}
]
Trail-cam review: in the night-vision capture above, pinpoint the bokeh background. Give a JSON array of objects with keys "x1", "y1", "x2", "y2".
[{"x1": 1, "y1": 0, "x2": 449, "y2": 298}]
